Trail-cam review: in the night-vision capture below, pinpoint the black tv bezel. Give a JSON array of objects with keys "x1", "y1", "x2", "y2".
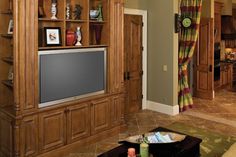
[{"x1": 38, "y1": 47, "x2": 107, "y2": 108}]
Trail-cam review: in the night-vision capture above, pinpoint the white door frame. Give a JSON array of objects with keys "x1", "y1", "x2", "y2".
[{"x1": 124, "y1": 8, "x2": 148, "y2": 110}]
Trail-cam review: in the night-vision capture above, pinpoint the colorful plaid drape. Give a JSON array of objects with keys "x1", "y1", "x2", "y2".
[{"x1": 178, "y1": 0, "x2": 202, "y2": 112}]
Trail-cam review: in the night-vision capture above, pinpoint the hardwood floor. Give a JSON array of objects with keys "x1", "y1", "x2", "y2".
[{"x1": 62, "y1": 90, "x2": 236, "y2": 157}]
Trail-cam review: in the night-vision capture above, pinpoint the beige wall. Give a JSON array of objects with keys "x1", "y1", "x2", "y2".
[
  {"x1": 147, "y1": 0, "x2": 178, "y2": 106},
  {"x1": 124, "y1": 0, "x2": 148, "y2": 10}
]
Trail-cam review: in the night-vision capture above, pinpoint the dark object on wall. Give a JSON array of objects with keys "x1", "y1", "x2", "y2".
[
  {"x1": 175, "y1": 13, "x2": 181, "y2": 33},
  {"x1": 73, "y1": 4, "x2": 83, "y2": 20},
  {"x1": 221, "y1": 15, "x2": 236, "y2": 40}
]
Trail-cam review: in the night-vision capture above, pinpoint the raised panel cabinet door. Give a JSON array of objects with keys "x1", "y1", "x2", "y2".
[
  {"x1": 21, "y1": 115, "x2": 38, "y2": 157},
  {"x1": 0, "y1": 113, "x2": 13, "y2": 157},
  {"x1": 110, "y1": 95, "x2": 122, "y2": 127},
  {"x1": 91, "y1": 98, "x2": 110, "y2": 134},
  {"x1": 67, "y1": 103, "x2": 90, "y2": 144},
  {"x1": 39, "y1": 109, "x2": 66, "y2": 153}
]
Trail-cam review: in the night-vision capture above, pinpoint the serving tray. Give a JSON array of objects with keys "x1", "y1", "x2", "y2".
[{"x1": 120, "y1": 132, "x2": 186, "y2": 144}]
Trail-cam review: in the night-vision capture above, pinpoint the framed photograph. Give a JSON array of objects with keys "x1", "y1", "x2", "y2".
[
  {"x1": 44, "y1": 27, "x2": 62, "y2": 46},
  {"x1": 7, "y1": 19, "x2": 13, "y2": 34}
]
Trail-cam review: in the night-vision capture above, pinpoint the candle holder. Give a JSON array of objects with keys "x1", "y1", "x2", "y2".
[
  {"x1": 75, "y1": 26, "x2": 82, "y2": 46},
  {"x1": 51, "y1": 1, "x2": 57, "y2": 19},
  {"x1": 66, "y1": 3, "x2": 71, "y2": 20}
]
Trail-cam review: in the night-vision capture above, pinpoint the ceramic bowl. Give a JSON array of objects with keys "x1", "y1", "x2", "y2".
[{"x1": 90, "y1": 10, "x2": 99, "y2": 19}]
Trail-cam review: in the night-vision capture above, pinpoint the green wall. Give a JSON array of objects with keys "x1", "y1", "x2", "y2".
[{"x1": 124, "y1": 0, "x2": 178, "y2": 107}]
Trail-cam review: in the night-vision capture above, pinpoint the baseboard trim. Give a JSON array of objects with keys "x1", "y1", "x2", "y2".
[{"x1": 147, "y1": 101, "x2": 179, "y2": 116}]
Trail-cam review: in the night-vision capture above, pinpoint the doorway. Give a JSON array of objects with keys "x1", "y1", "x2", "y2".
[{"x1": 124, "y1": 9, "x2": 147, "y2": 114}]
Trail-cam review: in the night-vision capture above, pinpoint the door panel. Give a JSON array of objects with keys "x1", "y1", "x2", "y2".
[
  {"x1": 124, "y1": 14, "x2": 143, "y2": 114},
  {"x1": 67, "y1": 103, "x2": 90, "y2": 143},
  {"x1": 39, "y1": 109, "x2": 66, "y2": 153},
  {"x1": 194, "y1": 18, "x2": 214, "y2": 99},
  {"x1": 21, "y1": 115, "x2": 38, "y2": 157},
  {"x1": 91, "y1": 98, "x2": 109, "y2": 134}
]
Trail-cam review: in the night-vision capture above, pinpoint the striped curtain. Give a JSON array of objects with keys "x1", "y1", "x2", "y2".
[{"x1": 178, "y1": 0, "x2": 202, "y2": 112}]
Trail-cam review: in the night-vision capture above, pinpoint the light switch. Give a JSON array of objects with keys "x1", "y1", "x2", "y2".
[{"x1": 163, "y1": 65, "x2": 168, "y2": 72}]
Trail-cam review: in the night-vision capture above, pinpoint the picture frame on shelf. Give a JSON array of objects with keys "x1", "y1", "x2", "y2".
[
  {"x1": 7, "y1": 19, "x2": 13, "y2": 34},
  {"x1": 44, "y1": 27, "x2": 62, "y2": 46}
]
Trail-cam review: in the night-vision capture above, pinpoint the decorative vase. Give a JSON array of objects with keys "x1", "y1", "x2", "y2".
[
  {"x1": 94, "y1": 25, "x2": 103, "y2": 45},
  {"x1": 51, "y1": 2, "x2": 57, "y2": 19},
  {"x1": 97, "y1": 4, "x2": 103, "y2": 21},
  {"x1": 66, "y1": 30, "x2": 77, "y2": 46},
  {"x1": 75, "y1": 26, "x2": 82, "y2": 46}
]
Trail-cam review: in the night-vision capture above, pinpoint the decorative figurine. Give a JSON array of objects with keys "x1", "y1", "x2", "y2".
[
  {"x1": 97, "y1": 4, "x2": 103, "y2": 21},
  {"x1": 75, "y1": 26, "x2": 82, "y2": 46},
  {"x1": 66, "y1": 3, "x2": 71, "y2": 20},
  {"x1": 51, "y1": 0, "x2": 57, "y2": 19},
  {"x1": 73, "y1": 4, "x2": 82, "y2": 20}
]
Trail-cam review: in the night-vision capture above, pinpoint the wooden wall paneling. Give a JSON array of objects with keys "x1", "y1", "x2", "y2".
[
  {"x1": 67, "y1": 103, "x2": 90, "y2": 144},
  {"x1": 23, "y1": 0, "x2": 37, "y2": 112},
  {"x1": 91, "y1": 98, "x2": 109, "y2": 134},
  {"x1": 21, "y1": 115, "x2": 38, "y2": 157},
  {"x1": 0, "y1": 112, "x2": 13, "y2": 157},
  {"x1": 39, "y1": 108, "x2": 66, "y2": 153},
  {"x1": 108, "y1": 0, "x2": 124, "y2": 93}
]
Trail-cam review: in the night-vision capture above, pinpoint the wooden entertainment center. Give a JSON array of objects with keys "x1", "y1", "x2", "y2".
[{"x1": 0, "y1": 0, "x2": 125, "y2": 156}]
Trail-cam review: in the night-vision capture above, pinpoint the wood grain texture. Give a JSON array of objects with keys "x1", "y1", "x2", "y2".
[{"x1": 194, "y1": 18, "x2": 214, "y2": 99}]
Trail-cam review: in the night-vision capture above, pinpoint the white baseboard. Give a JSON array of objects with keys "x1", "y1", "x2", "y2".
[{"x1": 147, "y1": 101, "x2": 179, "y2": 116}]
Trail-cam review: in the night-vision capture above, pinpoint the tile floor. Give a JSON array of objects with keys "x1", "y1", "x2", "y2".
[{"x1": 64, "y1": 89, "x2": 236, "y2": 157}]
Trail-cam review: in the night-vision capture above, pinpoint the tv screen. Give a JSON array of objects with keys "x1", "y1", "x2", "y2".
[{"x1": 39, "y1": 48, "x2": 106, "y2": 108}]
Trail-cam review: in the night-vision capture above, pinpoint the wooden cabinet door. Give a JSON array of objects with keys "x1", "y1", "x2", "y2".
[
  {"x1": 110, "y1": 95, "x2": 123, "y2": 127},
  {"x1": 67, "y1": 103, "x2": 90, "y2": 144},
  {"x1": 39, "y1": 109, "x2": 66, "y2": 153},
  {"x1": 227, "y1": 64, "x2": 233, "y2": 87},
  {"x1": 91, "y1": 98, "x2": 110, "y2": 134},
  {"x1": 21, "y1": 115, "x2": 38, "y2": 157},
  {"x1": 193, "y1": 18, "x2": 214, "y2": 99},
  {"x1": 0, "y1": 113, "x2": 13, "y2": 157}
]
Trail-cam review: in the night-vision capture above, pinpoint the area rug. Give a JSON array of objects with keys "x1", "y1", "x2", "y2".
[{"x1": 166, "y1": 122, "x2": 236, "y2": 157}]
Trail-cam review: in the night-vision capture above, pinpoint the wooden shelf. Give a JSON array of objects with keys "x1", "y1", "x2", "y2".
[
  {"x1": 38, "y1": 45, "x2": 108, "y2": 50},
  {"x1": 66, "y1": 19, "x2": 87, "y2": 23},
  {"x1": 38, "y1": 18, "x2": 64, "y2": 22},
  {"x1": 2, "y1": 80, "x2": 13, "y2": 88},
  {"x1": 2, "y1": 57, "x2": 13, "y2": 64},
  {"x1": 0, "y1": 34, "x2": 13, "y2": 38},
  {"x1": 0, "y1": 10, "x2": 13, "y2": 15},
  {"x1": 89, "y1": 20, "x2": 107, "y2": 23}
]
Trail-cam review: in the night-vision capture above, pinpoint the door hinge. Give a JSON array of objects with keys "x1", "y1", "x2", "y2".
[
  {"x1": 142, "y1": 22, "x2": 144, "y2": 27},
  {"x1": 140, "y1": 71, "x2": 144, "y2": 76},
  {"x1": 141, "y1": 94, "x2": 143, "y2": 99},
  {"x1": 141, "y1": 46, "x2": 144, "y2": 51}
]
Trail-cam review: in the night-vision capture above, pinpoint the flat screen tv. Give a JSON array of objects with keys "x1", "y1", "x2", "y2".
[{"x1": 38, "y1": 48, "x2": 106, "y2": 108}]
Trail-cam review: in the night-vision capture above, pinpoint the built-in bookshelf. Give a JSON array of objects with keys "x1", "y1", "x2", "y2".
[
  {"x1": 0, "y1": 0, "x2": 14, "y2": 108},
  {"x1": 38, "y1": 0, "x2": 108, "y2": 49}
]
